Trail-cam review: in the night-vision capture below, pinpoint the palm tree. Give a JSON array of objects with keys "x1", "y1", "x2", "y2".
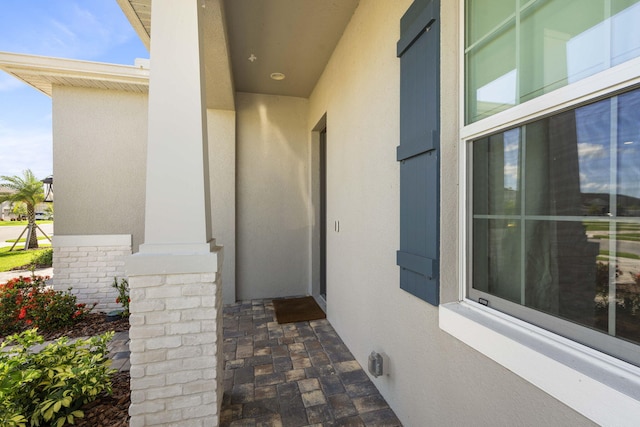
[{"x1": 0, "y1": 170, "x2": 45, "y2": 249}]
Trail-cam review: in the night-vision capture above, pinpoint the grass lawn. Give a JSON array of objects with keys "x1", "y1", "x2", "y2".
[
  {"x1": 584, "y1": 221, "x2": 640, "y2": 232},
  {"x1": 0, "y1": 246, "x2": 51, "y2": 272},
  {"x1": 590, "y1": 233, "x2": 640, "y2": 242},
  {"x1": 599, "y1": 250, "x2": 640, "y2": 260},
  {"x1": 0, "y1": 220, "x2": 53, "y2": 227},
  {"x1": 6, "y1": 236, "x2": 49, "y2": 243}
]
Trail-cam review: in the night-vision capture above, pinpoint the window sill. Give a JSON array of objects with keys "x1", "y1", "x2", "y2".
[{"x1": 439, "y1": 301, "x2": 640, "y2": 426}]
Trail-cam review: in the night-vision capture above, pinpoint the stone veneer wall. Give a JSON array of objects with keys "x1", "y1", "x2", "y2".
[
  {"x1": 52, "y1": 235, "x2": 131, "y2": 312},
  {"x1": 128, "y1": 271, "x2": 223, "y2": 426}
]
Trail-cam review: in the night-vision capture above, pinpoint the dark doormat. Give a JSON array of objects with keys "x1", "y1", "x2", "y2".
[{"x1": 272, "y1": 296, "x2": 326, "y2": 324}]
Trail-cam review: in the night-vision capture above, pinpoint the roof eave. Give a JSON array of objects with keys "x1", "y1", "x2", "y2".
[
  {"x1": 116, "y1": 0, "x2": 151, "y2": 51},
  {"x1": 0, "y1": 52, "x2": 149, "y2": 97}
]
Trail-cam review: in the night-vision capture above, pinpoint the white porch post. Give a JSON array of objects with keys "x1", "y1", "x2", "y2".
[{"x1": 126, "y1": 1, "x2": 223, "y2": 426}]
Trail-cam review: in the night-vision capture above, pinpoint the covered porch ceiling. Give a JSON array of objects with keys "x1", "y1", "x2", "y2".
[{"x1": 117, "y1": 0, "x2": 359, "y2": 108}]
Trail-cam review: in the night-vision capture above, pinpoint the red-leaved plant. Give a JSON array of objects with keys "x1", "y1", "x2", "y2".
[{"x1": 0, "y1": 275, "x2": 95, "y2": 336}]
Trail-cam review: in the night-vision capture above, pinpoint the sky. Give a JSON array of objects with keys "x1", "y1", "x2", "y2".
[{"x1": 0, "y1": 0, "x2": 149, "y2": 181}]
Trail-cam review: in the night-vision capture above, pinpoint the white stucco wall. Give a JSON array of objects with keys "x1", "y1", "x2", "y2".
[
  {"x1": 52, "y1": 86, "x2": 148, "y2": 251},
  {"x1": 207, "y1": 109, "x2": 236, "y2": 304},
  {"x1": 52, "y1": 87, "x2": 239, "y2": 305},
  {"x1": 236, "y1": 92, "x2": 311, "y2": 300},
  {"x1": 307, "y1": 1, "x2": 594, "y2": 425}
]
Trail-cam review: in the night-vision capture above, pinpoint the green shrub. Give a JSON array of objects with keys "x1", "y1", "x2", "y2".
[
  {"x1": 0, "y1": 276, "x2": 94, "y2": 336},
  {"x1": 112, "y1": 277, "x2": 130, "y2": 317},
  {"x1": 31, "y1": 248, "x2": 53, "y2": 267},
  {"x1": 0, "y1": 329, "x2": 115, "y2": 427}
]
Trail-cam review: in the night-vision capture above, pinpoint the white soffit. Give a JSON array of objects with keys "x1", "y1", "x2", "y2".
[
  {"x1": 118, "y1": 0, "x2": 360, "y2": 99},
  {"x1": 223, "y1": 0, "x2": 360, "y2": 97},
  {"x1": 116, "y1": 0, "x2": 151, "y2": 50},
  {"x1": 0, "y1": 52, "x2": 149, "y2": 97}
]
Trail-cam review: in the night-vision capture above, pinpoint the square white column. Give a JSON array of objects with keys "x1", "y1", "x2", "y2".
[{"x1": 127, "y1": 1, "x2": 224, "y2": 425}]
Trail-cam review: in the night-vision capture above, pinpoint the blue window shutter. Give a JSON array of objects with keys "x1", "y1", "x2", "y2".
[{"x1": 397, "y1": 0, "x2": 440, "y2": 305}]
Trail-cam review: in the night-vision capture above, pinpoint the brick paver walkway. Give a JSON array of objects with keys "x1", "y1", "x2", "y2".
[
  {"x1": 108, "y1": 330, "x2": 131, "y2": 372},
  {"x1": 221, "y1": 300, "x2": 402, "y2": 427}
]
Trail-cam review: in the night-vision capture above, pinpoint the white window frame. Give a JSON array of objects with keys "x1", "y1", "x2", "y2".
[{"x1": 439, "y1": 2, "x2": 640, "y2": 425}]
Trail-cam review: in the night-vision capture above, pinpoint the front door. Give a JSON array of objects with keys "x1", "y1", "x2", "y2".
[{"x1": 320, "y1": 127, "x2": 327, "y2": 299}]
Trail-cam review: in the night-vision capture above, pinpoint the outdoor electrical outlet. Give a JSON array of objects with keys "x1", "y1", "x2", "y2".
[{"x1": 368, "y1": 351, "x2": 383, "y2": 377}]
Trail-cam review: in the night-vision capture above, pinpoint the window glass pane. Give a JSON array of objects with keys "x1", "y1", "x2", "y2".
[
  {"x1": 611, "y1": 2, "x2": 640, "y2": 66},
  {"x1": 524, "y1": 220, "x2": 604, "y2": 333},
  {"x1": 470, "y1": 87, "x2": 640, "y2": 362},
  {"x1": 525, "y1": 100, "x2": 611, "y2": 216},
  {"x1": 466, "y1": 0, "x2": 640, "y2": 124},
  {"x1": 473, "y1": 218, "x2": 521, "y2": 303},
  {"x1": 617, "y1": 89, "x2": 640, "y2": 216},
  {"x1": 612, "y1": 0, "x2": 639, "y2": 14},
  {"x1": 519, "y1": 0, "x2": 603, "y2": 101},
  {"x1": 466, "y1": 26, "x2": 516, "y2": 122},
  {"x1": 594, "y1": 238, "x2": 613, "y2": 334},
  {"x1": 614, "y1": 222, "x2": 640, "y2": 344},
  {"x1": 473, "y1": 129, "x2": 520, "y2": 215},
  {"x1": 466, "y1": 0, "x2": 515, "y2": 46}
]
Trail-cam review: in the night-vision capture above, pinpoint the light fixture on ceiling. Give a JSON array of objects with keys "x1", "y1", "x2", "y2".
[
  {"x1": 248, "y1": 54, "x2": 257, "y2": 62},
  {"x1": 270, "y1": 72, "x2": 286, "y2": 81}
]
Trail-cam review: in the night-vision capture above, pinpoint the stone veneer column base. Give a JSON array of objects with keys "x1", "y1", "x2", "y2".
[
  {"x1": 127, "y1": 249, "x2": 223, "y2": 427},
  {"x1": 52, "y1": 235, "x2": 131, "y2": 311}
]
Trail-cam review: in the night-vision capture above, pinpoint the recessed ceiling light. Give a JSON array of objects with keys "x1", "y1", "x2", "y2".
[
  {"x1": 270, "y1": 72, "x2": 286, "y2": 81},
  {"x1": 624, "y1": 141, "x2": 634, "y2": 145}
]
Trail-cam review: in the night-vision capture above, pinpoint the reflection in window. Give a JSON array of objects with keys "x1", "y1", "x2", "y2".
[
  {"x1": 473, "y1": 128, "x2": 520, "y2": 216},
  {"x1": 466, "y1": 0, "x2": 640, "y2": 123},
  {"x1": 475, "y1": 69, "x2": 517, "y2": 117},
  {"x1": 471, "y1": 87, "x2": 640, "y2": 361},
  {"x1": 617, "y1": 90, "x2": 640, "y2": 216},
  {"x1": 568, "y1": 2, "x2": 640, "y2": 83},
  {"x1": 575, "y1": 101, "x2": 611, "y2": 212}
]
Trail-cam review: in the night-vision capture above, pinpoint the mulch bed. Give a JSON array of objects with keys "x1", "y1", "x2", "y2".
[
  {"x1": 75, "y1": 371, "x2": 130, "y2": 427},
  {"x1": 36, "y1": 312, "x2": 129, "y2": 341}
]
